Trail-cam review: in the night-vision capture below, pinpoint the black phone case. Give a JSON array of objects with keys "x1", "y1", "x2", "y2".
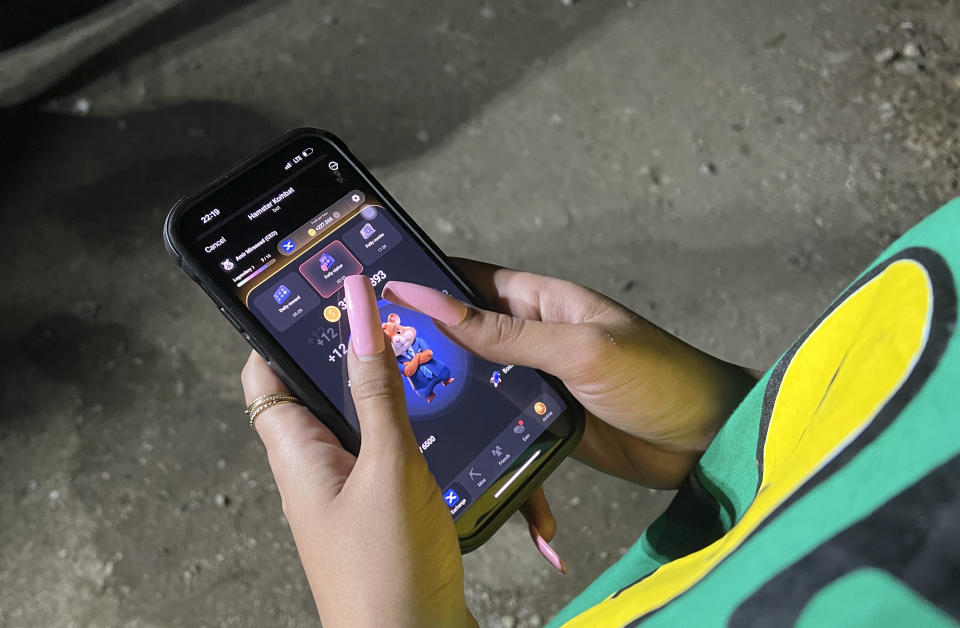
[{"x1": 162, "y1": 128, "x2": 585, "y2": 552}]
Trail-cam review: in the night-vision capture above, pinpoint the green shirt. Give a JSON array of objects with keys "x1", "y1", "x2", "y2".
[{"x1": 550, "y1": 198, "x2": 960, "y2": 627}]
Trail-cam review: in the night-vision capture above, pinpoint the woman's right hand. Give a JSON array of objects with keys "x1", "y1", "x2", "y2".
[{"x1": 381, "y1": 259, "x2": 756, "y2": 555}]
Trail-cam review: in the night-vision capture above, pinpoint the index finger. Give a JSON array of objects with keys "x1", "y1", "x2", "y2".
[{"x1": 449, "y1": 257, "x2": 616, "y2": 325}]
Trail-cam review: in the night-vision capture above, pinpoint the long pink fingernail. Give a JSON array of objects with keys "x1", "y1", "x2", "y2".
[
  {"x1": 381, "y1": 281, "x2": 468, "y2": 326},
  {"x1": 529, "y1": 523, "x2": 567, "y2": 574},
  {"x1": 344, "y1": 275, "x2": 384, "y2": 358}
]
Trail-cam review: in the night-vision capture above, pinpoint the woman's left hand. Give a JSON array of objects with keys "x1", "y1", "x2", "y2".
[{"x1": 240, "y1": 275, "x2": 476, "y2": 628}]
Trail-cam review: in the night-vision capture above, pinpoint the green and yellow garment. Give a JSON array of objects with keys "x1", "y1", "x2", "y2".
[{"x1": 550, "y1": 199, "x2": 960, "y2": 627}]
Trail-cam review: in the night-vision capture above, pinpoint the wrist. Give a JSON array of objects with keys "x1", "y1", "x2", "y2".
[
  {"x1": 692, "y1": 358, "x2": 758, "y2": 448},
  {"x1": 648, "y1": 342, "x2": 758, "y2": 453},
  {"x1": 319, "y1": 597, "x2": 476, "y2": 628}
]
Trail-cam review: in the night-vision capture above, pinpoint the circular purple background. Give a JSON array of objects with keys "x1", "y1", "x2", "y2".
[{"x1": 374, "y1": 299, "x2": 471, "y2": 420}]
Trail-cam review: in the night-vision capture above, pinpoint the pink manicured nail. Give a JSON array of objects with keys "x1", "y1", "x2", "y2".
[
  {"x1": 381, "y1": 281, "x2": 468, "y2": 326},
  {"x1": 344, "y1": 275, "x2": 385, "y2": 357},
  {"x1": 529, "y1": 523, "x2": 568, "y2": 574}
]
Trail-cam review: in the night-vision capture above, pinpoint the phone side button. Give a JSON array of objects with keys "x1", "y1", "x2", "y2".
[
  {"x1": 219, "y1": 307, "x2": 244, "y2": 332},
  {"x1": 242, "y1": 332, "x2": 270, "y2": 360}
]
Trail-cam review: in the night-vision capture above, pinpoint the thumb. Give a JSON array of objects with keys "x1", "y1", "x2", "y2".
[
  {"x1": 343, "y1": 275, "x2": 419, "y2": 466},
  {"x1": 382, "y1": 281, "x2": 604, "y2": 381}
]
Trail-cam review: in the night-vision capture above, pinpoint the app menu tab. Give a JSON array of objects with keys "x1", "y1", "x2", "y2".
[
  {"x1": 251, "y1": 272, "x2": 322, "y2": 332},
  {"x1": 444, "y1": 391, "x2": 561, "y2": 520},
  {"x1": 341, "y1": 208, "x2": 403, "y2": 265},
  {"x1": 299, "y1": 240, "x2": 363, "y2": 298}
]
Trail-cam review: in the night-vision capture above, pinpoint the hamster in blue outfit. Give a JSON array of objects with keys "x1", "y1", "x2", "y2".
[{"x1": 381, "y1": 313, "x2": 454, "y2": 402}]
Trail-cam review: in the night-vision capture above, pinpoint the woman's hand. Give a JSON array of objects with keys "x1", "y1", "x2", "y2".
[
  {"x1": 381, "y1": 260, "x2": 756, "y2": 559},
  {"x1": 241, "y1": 275, "x2": 475, "y2": 628}
]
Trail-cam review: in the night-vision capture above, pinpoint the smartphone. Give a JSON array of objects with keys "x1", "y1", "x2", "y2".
[{"x1": 163, "y1": 128, "x2": 585, "y2": 551}]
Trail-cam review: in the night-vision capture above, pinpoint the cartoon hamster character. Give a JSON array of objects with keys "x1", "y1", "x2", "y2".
[{"x1": 381, "y1": 313, "x2": 454, "y2": 402}]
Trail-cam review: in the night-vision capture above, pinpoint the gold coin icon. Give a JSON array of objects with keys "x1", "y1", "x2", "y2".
[
  {"x1": 323, "y1": 305, "x2": 341, "y2": 322},
  {"x1": 307, "y1": 227, "x2": 317, "y2": 237},
  {"x1": 534, "y1": 401, "x2": 547, "y2": 415}
]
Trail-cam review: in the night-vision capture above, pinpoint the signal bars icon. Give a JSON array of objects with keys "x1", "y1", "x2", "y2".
[{"x1": 284, "y1": 148, "x2": 313, "y2": 172}]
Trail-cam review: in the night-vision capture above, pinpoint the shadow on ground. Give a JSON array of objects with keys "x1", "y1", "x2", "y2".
[{"x1": 0, "y1": 2, "x2": 628, "y2": 626}]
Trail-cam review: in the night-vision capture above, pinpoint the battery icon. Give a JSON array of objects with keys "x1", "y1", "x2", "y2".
[{"x1": 302, "y1": 147, "x2": 314, "y2": 158}]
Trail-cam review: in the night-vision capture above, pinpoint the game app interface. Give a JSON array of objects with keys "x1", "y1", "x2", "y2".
[{"x1": 183, "y1": 142, "x2": 566, "y2": 520}]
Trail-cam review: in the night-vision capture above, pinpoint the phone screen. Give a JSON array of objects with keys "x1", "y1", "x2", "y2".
[{"x1": 174, "y1": 135, "x2": 569, "y2": 522}]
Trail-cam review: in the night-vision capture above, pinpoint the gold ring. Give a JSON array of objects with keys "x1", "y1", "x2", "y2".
[{"x1": 245, "y1": 392, "x2": 302, "y2": 431}]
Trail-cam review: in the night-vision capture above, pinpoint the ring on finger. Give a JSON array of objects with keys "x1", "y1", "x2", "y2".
[{"x1": 245, "y1": 393, "x2": 302, "y2": 431}]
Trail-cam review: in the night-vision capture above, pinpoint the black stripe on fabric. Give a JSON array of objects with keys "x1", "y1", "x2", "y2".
[{"x1": 728, "y1": 453, "x2": 960, "y2": 626}]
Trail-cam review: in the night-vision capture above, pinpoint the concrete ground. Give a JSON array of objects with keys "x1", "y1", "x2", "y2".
[{"x1": 1, "y1": 0, "x2": 958, "y2": 626}]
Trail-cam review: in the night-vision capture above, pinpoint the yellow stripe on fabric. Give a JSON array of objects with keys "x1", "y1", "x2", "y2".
[{"x1": 563, "y1": 260, "x2": 933, "y2": 627}]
